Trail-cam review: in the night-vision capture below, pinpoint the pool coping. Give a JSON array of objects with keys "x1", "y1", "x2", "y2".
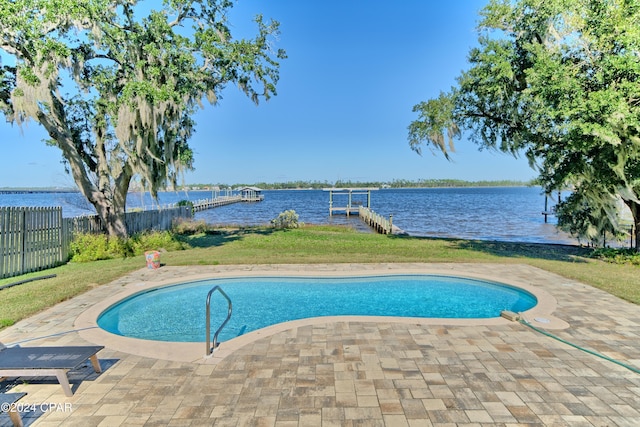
[{"x1": 75, "y1": 265, "x2": 567, "y2": 364}]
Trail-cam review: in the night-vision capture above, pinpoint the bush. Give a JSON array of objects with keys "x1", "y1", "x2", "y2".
[
  {"x1": 176, "y1": 199, "x2": 194, "y2": 214},
  {"x1": 590, "y1": 247, "x2": 640, "y2": 265},
  {"x1": 172, "y1": 218, "x2": 211, "y2": 235},
  {"x1": 271, "y1": 210, "x2": 303, "y2": 229},
  {"x1": 69, "y1": 231, "x2": 185, "y2": 262},
  {"x1": 69, "y1": 233, "x2": 132, "y2": 262},
  {"x1": 129, "y1": 231, "x2": 185, "y2": 254}
]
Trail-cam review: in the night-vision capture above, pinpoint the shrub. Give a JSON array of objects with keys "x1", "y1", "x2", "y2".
[
  {"x1": 176, "y1": 199, "x2": 194, "y2": 214},
  {"x1": 172, "y1": 218, "x2": 211, "y2": 235},
  {"x1": 271, "y1": 210, "x2": 303, "y2": 229},
  {"x1": 69, "y1": 230, "x2": 185, "y2": 262},
  {"x1": 129, "y1": 231, "x2": 185, "y2": 255},
  {"x1": 69, "y1": 233, "x2": 132, "y2": 262},
  {"x1": 590, "y1": 247, "x2": 640, "y2": 265}
]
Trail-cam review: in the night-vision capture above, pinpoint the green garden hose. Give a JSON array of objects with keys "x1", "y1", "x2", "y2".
[{"x1": 519, "y1": 318, "x2": 640, "y2": 375}]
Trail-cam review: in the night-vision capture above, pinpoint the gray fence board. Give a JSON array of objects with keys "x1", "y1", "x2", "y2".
[{"x1": 0, "y1": 206, "x2": 192, "y2": 279}]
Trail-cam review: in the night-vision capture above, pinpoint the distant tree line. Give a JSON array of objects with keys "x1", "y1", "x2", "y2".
[
  {"x1": 2, "y1": 179, "x2": 533, "y2": 193},
  {"x1": 384, "y1": 179, "x2": 532, "y2": 189},
  {"x1": 183, "y1": 179, "x2": 533, "y2": 191}
]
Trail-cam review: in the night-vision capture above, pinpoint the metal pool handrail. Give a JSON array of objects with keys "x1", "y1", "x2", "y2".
[{"x1": 205, "y1": 286, "x2": 232, "y2": 356}]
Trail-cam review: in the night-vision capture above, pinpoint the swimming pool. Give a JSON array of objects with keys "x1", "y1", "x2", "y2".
[{"x1": 97, "y1": 275, "x2": 537, "y2": 343}]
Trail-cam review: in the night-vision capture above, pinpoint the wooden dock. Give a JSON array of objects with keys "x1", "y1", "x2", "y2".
[
  {"x1": 358, "y1": 206, "x2": 407, "y2": 235},
  {"x1": 323, "y1": 188, "x2": 404, "y2": 235},
  {"x1": 324, "y1": 188, "x2": 377, "y2": 216},
  {"x1": 191, "y1": 191, "x2": 264, "y2": 212},
  {"x1": 542, "y1": 191, "x2": 562, "y2": 223},
  {"x1": 192, "y1": 195, "x2": 242, "y2": 212},
  {"x1": 358, "y1": 206, "x2": 393, "y2": 234}
]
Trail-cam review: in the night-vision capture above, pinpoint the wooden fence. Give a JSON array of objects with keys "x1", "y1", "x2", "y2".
[
  {"x1": 1, "y1": 206, "x2": 191, "y2": 279},
  {"x1": 0, "y1": 207, "x2": 65, "y2": 279}
]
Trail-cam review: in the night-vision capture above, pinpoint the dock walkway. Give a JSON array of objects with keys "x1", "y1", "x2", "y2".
[
  {"x1": 191, "y1": 195, "x2": 242, "y2": 212},
  {"x1": 358, "y1": 206, "x2": 393, "y2": 234},
  {"x1": 322, "y1": 188, "x2": 404, "y2": 235},
  {"x1": 191, "y1": 194, "x2": 264, "y2": 213},
  {"x1": 324, "y1": 187, "x2": 376, "y2": 216}
]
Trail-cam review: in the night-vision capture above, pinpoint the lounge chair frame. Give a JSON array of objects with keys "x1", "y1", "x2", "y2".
[
  {"x1": 0, "y1": 392, "x2": 26, "y2": 427},
  {"x1": 0, "y1": 345, "x2": 104, "y2": 397}
]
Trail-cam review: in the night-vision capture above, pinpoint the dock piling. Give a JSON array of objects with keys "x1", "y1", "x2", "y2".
[{"x1": 323, "y1": 188, "x2": 404, "y2": 235}]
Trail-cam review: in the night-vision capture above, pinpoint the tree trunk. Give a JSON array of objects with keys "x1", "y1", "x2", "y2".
[
  {"x1": 623, "y1": 200, "x2": 640, "y2": 251},
  {"x1": 108, "y1": 164, "x2": 134, "y2": 238},
  {"x1": 92, "y1": 197, "x2": 128, "y2": 238},
  {"x1": 74, "y1": 180, "x2": 129, "y2": 238},
  {"x1": 80, "y1": 168, "x2": 131, "y2": 239},
  {"x1": 37, "y1": 109, "x2": 133, "y2": 237},
  {"x1": 59, "y1": 140, "x2": 130, "y2": 238}
]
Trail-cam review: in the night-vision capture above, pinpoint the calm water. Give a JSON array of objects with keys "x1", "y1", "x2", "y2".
[
  {"x1": 97, "y1": 275, "x2": 538, "y2": 342},
  {"x1": 0, "y1": 187, "x2": 576, "y2": 244}
]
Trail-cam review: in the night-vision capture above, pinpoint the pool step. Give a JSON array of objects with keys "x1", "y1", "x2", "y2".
[{"x1": 500, "y1": 310, "x2": 521, "y2": 322}]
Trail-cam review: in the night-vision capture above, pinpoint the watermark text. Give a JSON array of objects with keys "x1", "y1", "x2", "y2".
[{"x1": 1, "y1": 402, "x2": 73, "y2": 413}]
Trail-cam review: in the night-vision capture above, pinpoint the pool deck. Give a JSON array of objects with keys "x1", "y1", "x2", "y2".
[{"x1": 1, "y1": 263, "x2": 639, "y2": 426}]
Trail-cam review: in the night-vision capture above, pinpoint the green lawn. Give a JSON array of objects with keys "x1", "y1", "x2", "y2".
[{"x1": 1, "y1": 225, "x2": 638, "y2": 330}]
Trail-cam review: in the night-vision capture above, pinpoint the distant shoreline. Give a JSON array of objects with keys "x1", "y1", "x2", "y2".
[
  {"x1": 0, "y1": 185, "x2": 536, "y2": 194},
  {"x1": 1, "y1": 179, "x2": 535, "y2": 193},
  {"x1": 0, "y1": 183, "x2": 539, "y2": 194}
]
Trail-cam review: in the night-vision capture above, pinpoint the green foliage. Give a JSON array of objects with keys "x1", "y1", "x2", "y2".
[
  {"x1": 182, "y1": 179, "x2": 532, "y2": 190},
  {"x1": 408, "y1": 92, "x2": 460, "y2": 159},
  {"x1": 176, "y1": 199, "x2": 195, "y2": 214},
  {"x1": 271, "y1": 210, "x2": 303, "y2": 229},
  {"x1": 556, "y1": 190, "x2": 628, "y2": 247},
  {"x1": 0, "y1": 319, "x2": 15, "y2": 328},
  {"x1": 69, "y1": 231, "x2": 185, "y2": 262},
  {"x1": 0, "y1": 1, "x2": 285, "y2": 236},
  {"x1": 408, "y1": 0, "x2": 640, "y2": 247},
  {"x1": 176, "y1": 200, "x2": 194, "y2": 208},
  {"x1": 69, "y1": 233, "x2": 132, "y2": 262},
  {"x1": 172, "y1": 218, "x2": 211, "y2": 235},
  {"x1": 129, "y1": 231, "x2": 185, "y2": 254},
  {"x1": 590, "y1": 248, "x2": 640, "y2": 266}
]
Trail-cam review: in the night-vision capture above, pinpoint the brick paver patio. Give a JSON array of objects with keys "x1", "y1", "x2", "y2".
[{"x1": 1, "y1": 263, "x2": 639, "y2": 426}]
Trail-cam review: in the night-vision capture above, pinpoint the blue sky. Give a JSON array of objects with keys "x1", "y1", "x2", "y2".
[{"x1": 0, "y1": 0, "x2": 537, "y2": 188}]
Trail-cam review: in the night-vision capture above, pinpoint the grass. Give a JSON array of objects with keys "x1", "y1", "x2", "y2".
[
  {"x1": 0, "y1": 258, "x2": 142, "y2": 329},
  {"x1": 1, "y1": 224, "x2": 638, "y2": 330}
]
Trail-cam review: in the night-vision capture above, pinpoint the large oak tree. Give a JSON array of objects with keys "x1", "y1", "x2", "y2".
[
  {"x1": 0, "y1": 0, "x2": 285, "y2": 236},
  {"x1": 408, "y1": 0, "x2": 640, "y2": 247}
]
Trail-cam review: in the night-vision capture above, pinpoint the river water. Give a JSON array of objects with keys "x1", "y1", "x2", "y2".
[{"x1": 0, "y1": 186, "x2": 577, "y2": 245}]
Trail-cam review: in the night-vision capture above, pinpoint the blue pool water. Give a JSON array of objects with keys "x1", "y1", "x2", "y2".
[{"x1": 97, "y1": 275, "x2": 537, "y2": 342}]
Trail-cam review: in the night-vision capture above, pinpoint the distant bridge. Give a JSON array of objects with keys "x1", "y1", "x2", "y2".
[{"x1": 0, "y1": 189, "x2": 78, "y2": 194}]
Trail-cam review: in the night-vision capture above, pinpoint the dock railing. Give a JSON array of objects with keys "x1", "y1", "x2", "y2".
[
  {"x1": 191, "y1": 195, "x2": 242, "y2": 212},
  {"x1": 358, "y1": 206, "x2": 393, "y2": 235},
  {"x1": 190, "y1": 193, "x2": 263, "y2": 212}
]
